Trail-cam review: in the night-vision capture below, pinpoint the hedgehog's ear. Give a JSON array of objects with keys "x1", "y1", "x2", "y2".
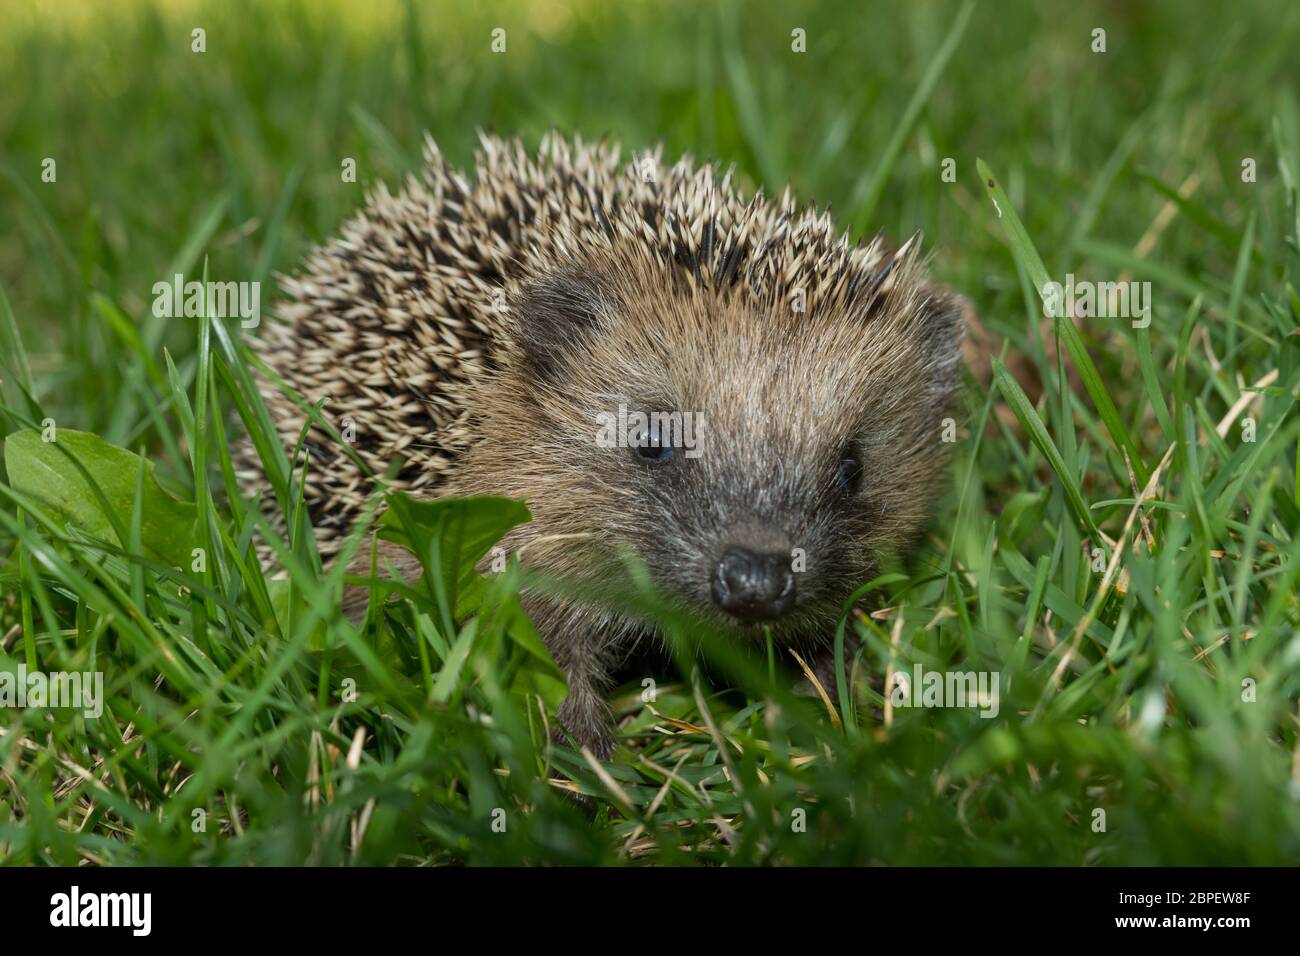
[
  {"x1": 918, "y1": 289, "x2": 972, "y2": 412},
  {"x1": 513, "y1": 271, "x2": 610, "y2": 381}
]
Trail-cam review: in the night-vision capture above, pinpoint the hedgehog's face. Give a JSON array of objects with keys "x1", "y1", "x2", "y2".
[{"x1": 495, "y1": 254, "x2": 963, "y2": 639}]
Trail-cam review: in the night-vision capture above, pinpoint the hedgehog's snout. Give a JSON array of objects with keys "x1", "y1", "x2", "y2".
[{"x1": 711, "y1": 546, "x2": 797, "y2": 621}]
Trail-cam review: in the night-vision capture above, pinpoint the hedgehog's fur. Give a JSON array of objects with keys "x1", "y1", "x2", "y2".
[{"x1": 242, "y1": 132, "x2": 967, "y2": 756}]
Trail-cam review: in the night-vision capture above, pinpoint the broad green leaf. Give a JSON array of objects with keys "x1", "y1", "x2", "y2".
[
  {"x1": 379, "y1": 493, "x2": 531, "y2": 618},
  {"x1": 376, "y1": 494, "x2": 566, "y2": 710},
  {"x1": 3, "y1": 428, "x2": 197, "y2": 567}
]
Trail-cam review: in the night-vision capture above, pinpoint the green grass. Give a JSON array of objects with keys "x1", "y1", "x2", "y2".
[{"x1": 1, "y1": 0, "x2": 1299, "y2": 865}]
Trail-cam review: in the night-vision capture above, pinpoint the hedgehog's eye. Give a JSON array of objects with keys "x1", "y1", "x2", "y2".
[
  {"x1": 633, "y1": 428, "x2": 674, "y2": 462},
  {"x1": 636, "y1": 442, "x2": 673, "y2": 462},
  {"x1": 834, "y1": 447, "x2": 863, "y2": 494}
]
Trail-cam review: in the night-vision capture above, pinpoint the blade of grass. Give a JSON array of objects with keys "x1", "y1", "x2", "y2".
[
  {"x1": 992, "y1": 358, "x2": 1098, "y2": 537},
  {"x1": 850, "y1": 0, "x2": 974, "y2": 228},
  {"x1": 978, "y1": 157, "x2": 1150, "y2": 486}
]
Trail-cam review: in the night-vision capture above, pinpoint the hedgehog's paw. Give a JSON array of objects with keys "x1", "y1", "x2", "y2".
[{"x1": 554, "y1": 686, "x2": 616, "y2": 761}]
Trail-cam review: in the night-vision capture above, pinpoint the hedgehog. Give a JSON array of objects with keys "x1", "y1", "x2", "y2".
[{"x1": 241, "y1": 132, "x2": 968, "y2": 757}]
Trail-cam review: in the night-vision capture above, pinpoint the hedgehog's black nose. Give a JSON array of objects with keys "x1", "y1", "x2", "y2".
[{"x1": 711, "y1": 546, "x2": 796, "y2": 620}]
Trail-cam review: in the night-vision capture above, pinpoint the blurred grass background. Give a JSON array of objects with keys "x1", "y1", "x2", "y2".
[
  {"x1": 1, "y1": 0, "x2": 1299, "y2": 865},
  {"x1": 5, "y1": 0, "x2": 1294, "y2": 387}
]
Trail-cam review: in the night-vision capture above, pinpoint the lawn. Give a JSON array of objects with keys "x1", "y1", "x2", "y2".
[{"x1": 0, "y1": 0, "x2": 1298, "y2": 865}]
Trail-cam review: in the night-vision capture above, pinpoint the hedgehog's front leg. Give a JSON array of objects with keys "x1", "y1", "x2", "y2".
[
  {"x1": 525, "y1": 598, "x2": 619, "y2": 760},
  {"x1": 342, "y1": 546, "x2": 619, "y2": 757},
  {"x1": 555, "y1": 680, "x2": 615, "y2": 760}
]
